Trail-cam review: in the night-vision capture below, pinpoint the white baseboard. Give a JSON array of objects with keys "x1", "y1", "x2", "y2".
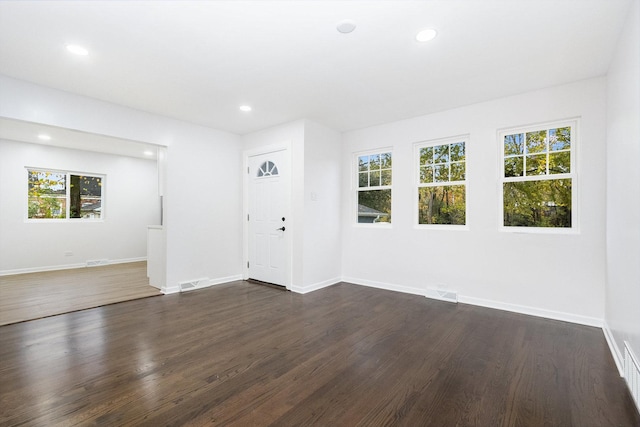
[
  {"x1": 289, "y1": 277, "x2": 341, "y2": 294},
  {"x1": 341, "y1": 276, "x2": 602, "y2": 328},
  {"x1": 603, "y1": 321, "x2": 624, "y2": 376},
  {"x1": 164, "y1": 274, "x2": 244, "y2": 295},
  {"x1": 0, "y1": 257, "x2": 147, "y2": 276},
  {"x1": 0, "y1": 263, "x2": 86, "y2": 276},
  {"x1": 458, "y1": 295, "x2": 603, "y2": 327},
  {"x1": 162, "y1": 285, "x2": 180, "y2": 294},
  {"x1": 209, "y1": 274, "x2": 243, "y2": 286},
  {"x1": 108, "y1": 257, "x2": 147, "y2": 265},
  {"x1": 341, "y1": 277, "x2": 425, "y2": 297}
]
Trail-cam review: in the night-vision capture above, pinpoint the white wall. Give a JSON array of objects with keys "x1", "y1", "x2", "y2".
[
  {"x1": 341, "y1": 78, "x2": 607, "y2": 325},
  {"x1": 0, "y1": 139, "x2": 159, "y2": 273},
  {"x1": 605, "y1": 0, "x2": 640, "y2": 367},
  {"x1": 302, "y1": 120, "x2": 342, "y2": 290},
  {"x1": 164, "y1": 125, "x2": 243, "y2": 291},
  {"x1": 0, "y1": 75, "x2": 244, "y2": 290}
]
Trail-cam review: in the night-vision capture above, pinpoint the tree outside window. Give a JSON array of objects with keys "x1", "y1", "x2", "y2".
[
  {"x1": 416, "y1": 138, "x2": 467, "y2": 226},
  {"x1": 28, "y1": 169, "x2": 103, "y2": 220},
  {"x1": 501, "y1": 122, "x2": 575, "y2": 229}
]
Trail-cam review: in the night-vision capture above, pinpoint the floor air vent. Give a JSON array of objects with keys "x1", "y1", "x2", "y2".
[
  {"x1": 624, "y1": 342, "x2": 640, "y2": 410},
  {"x1": 179, "y1": 278, "x2": 208, "y2": 292},
  {"x1": 425, "y1": 286, "x2": 458, "y2": 303},
  {"x1": 435, "y1": 290, "x2": 458, "y2": 303},
  {"x1": 86, "y1": 259, "x2": 109, "y2": 267}
]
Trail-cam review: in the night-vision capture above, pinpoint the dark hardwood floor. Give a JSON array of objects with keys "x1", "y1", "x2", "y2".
[{"x1": 1, "y1": 281, "x2": 638, "y2": 426}]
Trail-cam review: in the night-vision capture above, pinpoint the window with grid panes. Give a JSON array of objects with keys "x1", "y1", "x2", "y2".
[
  {"x1": 416, "y1": 137, "x2": 467, "y2": 225},
  {"x1": 501, "y1": 120, "x2": 576, "y2": 229},
  {"x1": 357, "y1": 152, "x2": 392, "y2": 224}
]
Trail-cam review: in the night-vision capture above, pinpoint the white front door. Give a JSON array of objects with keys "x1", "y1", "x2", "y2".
[{"x1": 247, "y1": 149, "x2": 289, "y2": 286}]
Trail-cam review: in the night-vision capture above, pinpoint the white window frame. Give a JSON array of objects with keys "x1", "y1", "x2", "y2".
[
  {"x1": 414, "y1": 135, "x2": 469, "y2": 230},
  {"x1": 25, "y1": 167, "x2": 105, "y2": 222},
  {"x1": 498, "y1": 118, "x2": 578, "y2": 234},
  {"x1": 353, "y1": 148, "x2": 393, "y2": 227}
]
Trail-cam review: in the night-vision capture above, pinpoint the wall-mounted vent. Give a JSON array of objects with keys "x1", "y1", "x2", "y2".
[
  {"x1": 86, "y1": 259, "x2": 109, "y2": 267},
  {"x1": 425, "y1": 285, "x2": 458, "y2": 303},
  {"x1": 624, "y1": 342, "x2": 640, "y2": 411},
  {"x1": 179, "y1": 278, "x2": 209, "y2": 292}
]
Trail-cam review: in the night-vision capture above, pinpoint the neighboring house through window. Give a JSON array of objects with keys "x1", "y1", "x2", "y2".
[
  {"x1": 27, "y1": 168, "x2": 104, "y2": 220},
  {"x1": 356, "y1": 151, "x2": 392, "y2": 224}
]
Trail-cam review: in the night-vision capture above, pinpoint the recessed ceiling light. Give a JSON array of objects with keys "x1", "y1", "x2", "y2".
[
  {"x1": 143, "y1": 150, "x2": 154, "y2": 156},
  {"x1": 336, "y1": 20, "x2": 356, "y2": 34},
  {"x1": 416, "y1": 28, "x2": 437, "y2": 42},
  {"x1": 239, "y1": 105, "x2": 252, "y2": 112},
  {"x1": 37, "y1": 134, "x2": 51, "y2": 141},
  {"x1": 66, "y1": 44, "x2": 89, "y2": 56}
]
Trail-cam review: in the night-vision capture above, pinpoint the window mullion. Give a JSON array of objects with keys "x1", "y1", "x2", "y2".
[
  {"x1": 523, "y1": 138, "x2": 527, "y2": 177},
  {"x1": 546, "y1": 129, "x2": 550, "y2": 175},
  {"x1": 66, "y1": 172, "x2": 71, "y2": 219}
]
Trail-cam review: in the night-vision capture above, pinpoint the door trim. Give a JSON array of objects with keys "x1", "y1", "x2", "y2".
[{"x1": 243, "y1": 142, "x2": 293, "y2": 289}]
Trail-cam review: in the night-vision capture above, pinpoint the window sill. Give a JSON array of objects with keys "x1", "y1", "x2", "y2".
[
  {"x1": 500, "y1": 226, "x2": 579, "y2": 235},
  {"x1": 354, "y1": 223, "x2": 393, "y2": 229},
  {"x1": 25, "y1": 218, "x2": 105, "y2": 223},
  {"x1": 415, "y1": 224, "x2": 469, "y2": 231}
]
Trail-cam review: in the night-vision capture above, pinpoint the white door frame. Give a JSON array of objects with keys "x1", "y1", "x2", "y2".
[{"x1": 243, "y1": 142, "x2": 293, "y2": 288}]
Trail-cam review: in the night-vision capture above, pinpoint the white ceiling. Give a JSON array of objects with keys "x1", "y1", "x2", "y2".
[{"x1": 0, "y1": 0, "x2": 632, "y2": 138}]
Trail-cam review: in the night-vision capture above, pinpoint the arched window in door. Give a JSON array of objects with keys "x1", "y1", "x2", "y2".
[{"x1": 257, "y1": 161, "x2": 279, "y2": 177}]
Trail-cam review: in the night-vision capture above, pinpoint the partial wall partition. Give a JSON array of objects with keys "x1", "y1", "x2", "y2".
[
  {"x1": 0, "y1": 75, "x2": 245, "y2": 291},
  {"x1": 147, "y1": 225, "x2": 165, "y2": 289}
]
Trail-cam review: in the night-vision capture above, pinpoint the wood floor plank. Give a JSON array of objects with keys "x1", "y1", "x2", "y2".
[{"x1": 0, "y1": 281, "x2": 638, "y2": 426}]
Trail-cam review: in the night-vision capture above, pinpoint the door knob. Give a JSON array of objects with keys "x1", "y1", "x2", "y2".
[{"x1": 276, "y1": 226, "x2": 286, "y2": 231}]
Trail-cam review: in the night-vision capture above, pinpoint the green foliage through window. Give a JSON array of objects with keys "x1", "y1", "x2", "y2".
[
  {"x1": 28, "y1": 169, "x2": 103, "y2": 219},
  {"x1": 504, "y1": 127, "x2": 571, "y2": 177},
  {"x1": 419, "y1": 185, "x2": 465, "y2": 225},
  {"x1": 417, "y1": 139, "x2": 466, "y2": 225},
  {"x1": 28, "y1": 171, "x2": 66, "y2": 219},
  {"x1": 502, "y1": 124, "x2": 573, "y2": 228},
  {"x1": 503, "y1": 179, "x2": 571, "y2": 227}
]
